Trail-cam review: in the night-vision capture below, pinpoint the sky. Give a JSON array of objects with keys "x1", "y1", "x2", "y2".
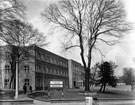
[{"x1": 20, "y1": 0, "x2": 135, "y2": 76}]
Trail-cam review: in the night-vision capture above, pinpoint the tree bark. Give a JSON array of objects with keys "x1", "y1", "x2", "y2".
[
  {"x1": 9, "y1": 73, "x2": 15, "y2": 89},
  {"x1": 103, "y1": 83, "x2": 106, "y2": 93},
  {"x1": 85, "y1": 67, "x2": 90, "y2": 91},
  {"x1": 99, "y1": 83, "x2": 103, "y2": 92}
]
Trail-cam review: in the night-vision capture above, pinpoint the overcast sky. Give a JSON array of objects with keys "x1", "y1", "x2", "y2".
[{"x1": 21, "y1": 0, "x2": 135, "y2": 76}]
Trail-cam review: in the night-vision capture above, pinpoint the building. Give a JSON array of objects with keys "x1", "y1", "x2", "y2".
[
  {"x1": 68, "y1": 59, "x2": 85, "y2": 88},
  {"x1": 34, "y1": 45, "x2": 69, "y2": 90},
  {"x1": 0, "y1": 45, "x2": 17, "y2": 89},
  {"x1": 0, "y1": 45, "x2": 69, "y2": 90},
  {"x1": 122, "y1": 67, "x2": 135, "y2": 85}
]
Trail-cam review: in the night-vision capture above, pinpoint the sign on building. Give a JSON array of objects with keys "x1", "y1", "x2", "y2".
[
  {"x1": 49, "y1": 80, "x2": 63, "y2": 89},
  {"x1": 48, "y1": 80, "x2": 64, "y2": 98}
]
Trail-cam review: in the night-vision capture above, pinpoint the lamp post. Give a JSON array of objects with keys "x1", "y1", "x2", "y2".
[
  {"x1": 43, "y1": 73, "x2": 45, "y2": 91},
  {"x1": 14, "y1": 60, "x2": 19, "y2": 99}
]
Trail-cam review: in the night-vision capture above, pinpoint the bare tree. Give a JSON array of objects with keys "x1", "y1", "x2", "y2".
[
  {"x1": 1, "y1": 20, "x2": 47, "y2": 46},
  {"x1": 0, "y1": 0, "x2": 47, "y2": 99},
  {"x1": 41, "y1": 0, "x2": 131, "y2": 91},
  {"x1": 0, "y1": 19, "x2": 47, "y2": 89},
  {"x1": 0, "y1": 0, "x2": 25, "y2": 30},
  {"x1": 0, "y1": 0, "x2": 25, "y2": 44}
]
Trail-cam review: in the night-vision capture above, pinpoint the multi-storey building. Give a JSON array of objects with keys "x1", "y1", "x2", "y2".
[
  {"x1": 0, "y1": 45, "x2": 85, "y2": 91},
  {"x1": 68, "y1": 59, "x2": 85, "y2": 88},
  {"x1": 34, "y1": 45, "x2": 69, "y2": 90},
  {"x1": 0, "y1": 45, "x2": 18, "y2": 89},
  {"x1": 0, "y1": 45, "x2": 69, "y2": 90}
]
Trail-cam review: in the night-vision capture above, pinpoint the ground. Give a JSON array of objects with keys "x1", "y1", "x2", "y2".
[
  {"x1": 0, "y1": 85, "x2": 135, "y2": 105},
  {"x1": 27, "y1": 85, "x2": 135, "y2": 101}
]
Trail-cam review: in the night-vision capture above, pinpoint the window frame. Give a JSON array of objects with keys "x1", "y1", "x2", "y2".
[
  {"x1": 5, "y1": 65, "x2": 10, "y2": 73},
  {"x1": 24, "y1": 65, "x2": 30, "y2": 72}
]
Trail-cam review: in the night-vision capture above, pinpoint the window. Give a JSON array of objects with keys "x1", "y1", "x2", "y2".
[
  {"x1": 66, "y1": 72, "x2": 67, "y2": 76},
  {"x1": 39, "y1": 65, "x2": 42, "y2": 72},
  {"x1": 50, "y1": 57, "x2": 53, "y2": 64},
  {"x1": 52, "y1": 58, "x2": 54, "y2": 64},
  {"x1": 58, "y1": 60, "x2": 61, "y2": 65},
  {"x1": 43, "y1": 67, "x2": 46, "y2": 73},
  {"x1": 24, "y1": 79, "x2": 29, "y2": 87},
  {"x1": 60, "y1": 61, "x2": 62, "y2": 66},
  {"x1": 40, "y1": 53, "x2": 43, "y2": 61},
  {"x1": 24, "y1": 65, "x2": 29, "y2": 72},
  {"x1": 64, "y1": 62, "x2": 68, "y2": 68},
  {"x1": 4, "y1": 79, "x2": 9, "y2": 88},
  {"x1": 61, "y1": 61, "x2": 64, "y2": 67},
  {"x1": 43, "y1": 54, "x2": 46, "y2": 61},
  {"x1": 44, "y1": 56, "x2": 48, "y2": 62},
  {"x1": 56, "y1": 59, "x2": 59, "y2": 65},
  {"x1": 36, "y1": 78, "x2": 42, "y2": 87},
  {"x1": 54, "y1": 59, "x2": 57, "y2": 64},
  {"x1": 24, "y1": 51, "x2": 29, "y2": 59},
  {"x1": 53, "y1": 68, "x2": 56, "y2": 74},
  {"x1": 5, "y1": 51, "x2": 10, "y2": 59},
  {"x1": 37, "y1": 52, "x2": 41, "y2": 60},
  {"x1": 5, "y1": 65, "x2": 10, "y2": 73},
  {"x1": 64, "y1": 72, "x2": 66, "y2": 76},
  {"x1": 46, "y1": 67, "x2": 48, "y2": 73},
  {"x1": 56, "y1": 70, "x2": 58, "y2": 75},
  {"x1": 60, "y1": 70, "x2": 62, "y2": 75},
  {"x1": 49, "y1": 68, "x2": 51, "y2": 74}
]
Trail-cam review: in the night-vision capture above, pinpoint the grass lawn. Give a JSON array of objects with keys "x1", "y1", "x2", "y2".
[
  {"x1": 27, "y1": 85, "x2": 135, "y2": 101},
  {"x1": 0, "y1": 89, "x2": 24, "y2": 100},
  {"x1": 0, "y1": 90, "x2": 15, "y2": 100}
]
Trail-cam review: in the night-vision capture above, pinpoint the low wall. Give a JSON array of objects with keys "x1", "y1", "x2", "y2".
[{"x1": 0, "y1": 99, "x2": 33, "y2": 105}]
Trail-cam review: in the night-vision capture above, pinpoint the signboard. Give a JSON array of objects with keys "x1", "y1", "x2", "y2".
[
  {"x1": 48, "y1": 80, "x2": 64, "y2": 98},
  {"x1": 50, "y1": 81, "x2": 63, "y2": 84},
  {"x1": 50, "y1": 85, "x2": 63, "y2": 88},
  {"x1": 49, "y1": 80, "x2": 63, "y2": 88}
]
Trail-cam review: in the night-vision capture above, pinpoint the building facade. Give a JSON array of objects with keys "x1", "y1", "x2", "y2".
[
  {"x1": 0, "y1": 45, "x2": 37, "y2": 90},
  {"x1": 0, "y1": 45, "x2": 84, "y2": 91},
  {"x1": 34, "y1": 46, "x2": 69, "y2": 90},
  {"x1": 0, "y1": 45, "x2": 69, "y2": 91},
  {"x1": 123, "y1": 67, "x2": 135, "y2": 85},
  {"x1": 68, "y1": 59, "x2": 85, "y2": 88}
]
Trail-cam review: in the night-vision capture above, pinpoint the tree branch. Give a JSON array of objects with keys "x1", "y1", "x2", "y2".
[
  {"x1": 94, "y1": 46, "x2": 105, "y2": 58},
  {"x1": 97, "y1": 38, "x2": 120, "y2": 46}
]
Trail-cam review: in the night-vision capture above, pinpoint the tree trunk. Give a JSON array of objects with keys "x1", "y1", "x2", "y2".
[
  {"x1": 85, "y1": 67, "x2": 90, "y2": 91},
  {"x1": 9, "y1": 73, "x2": 15, "y2": 89},
  {"x1": 99, "y1": 83, "x2": 103, "y2": 92},
  {"x1": 103, "y1": 83, "x2": 106, "y2": 93},
  {"x1": 9, "y1": 54, "x2": 16, "y2": 89}
]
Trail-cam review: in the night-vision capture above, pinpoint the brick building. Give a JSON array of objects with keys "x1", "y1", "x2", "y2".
[
  {"x1": 0, "y1": 45, "x2": 84, "y2": 91},
  {"x1": 0, "y1": 45, "x2": 69, "y2": 90},
  {"x1": 34, "y1": 45, "x2": 69, "y2": 90}
]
